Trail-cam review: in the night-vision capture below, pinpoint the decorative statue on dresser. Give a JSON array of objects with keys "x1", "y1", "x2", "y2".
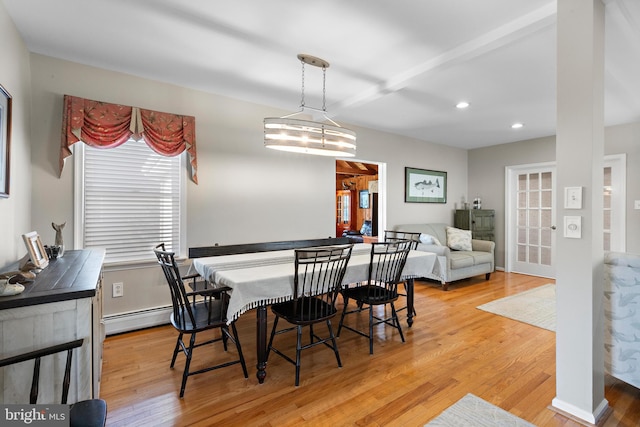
[{"x1": 52, "y1": 222, "x2": 65, "y2": 257}]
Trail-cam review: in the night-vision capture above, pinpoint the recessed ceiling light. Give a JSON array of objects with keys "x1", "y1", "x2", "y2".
[
  {"x1": 456, "y1": 101, "x2": 470, "y2": 109},
  {"x1": 511, "y1": 122, "x2": 524, "y2": 129}
]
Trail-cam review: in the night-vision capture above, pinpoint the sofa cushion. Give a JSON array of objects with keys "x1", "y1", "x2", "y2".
[
  {"x1": 449, "y1": 251, "x2": 494, "y2": 269},
  {"x1": 471, "y1": 251, "x2": 494, "y2": 265},
  {"x1": 446, "y1": 227, "x2": 472, "y2": 251},
  {"x1": 449, "y1": 252, "x2": 474, "y2": 269}
]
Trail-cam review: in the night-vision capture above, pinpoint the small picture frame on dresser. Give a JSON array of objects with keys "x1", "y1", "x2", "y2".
[{"x1": 22, "y1": 231, "x2": 49, "y2": 270}]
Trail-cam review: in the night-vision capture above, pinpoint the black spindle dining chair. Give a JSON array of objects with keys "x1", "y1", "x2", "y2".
[
  {"x1": 266, "y1": 244, "x2": 353, "y2": 386},
  {"x1": 154, "y1": 243, "x2": 248, "y2": 398},
  {"x1": 383, "y1": 230, "x2": 421, "y2": 316},
  {"x1": 338, "y1": 240, "x2": 412, "y2": 354},
  {"x1": 0, "y1": 339, "x2": 107, "y2": 427}
]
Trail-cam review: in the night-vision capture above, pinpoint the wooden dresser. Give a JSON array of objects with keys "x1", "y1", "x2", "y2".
[{"x1": 0, "y1": 249, "x2": 105, "y2": 404}]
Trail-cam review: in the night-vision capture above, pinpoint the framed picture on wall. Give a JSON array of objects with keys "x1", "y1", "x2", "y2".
[
  {"x1": 405, "y1": 167, "x2": 447, "y2": 203},
  {"x1": 359, "y1": 190, "x2": 369, "y2": 209},
  {"x1": 0, "y1": 84, "x2": 12, "y2": 198}
]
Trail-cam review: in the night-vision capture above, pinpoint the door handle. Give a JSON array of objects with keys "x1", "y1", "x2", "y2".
[{"x1": 551, "y1": 225, "x2": 557, "y2": 230}]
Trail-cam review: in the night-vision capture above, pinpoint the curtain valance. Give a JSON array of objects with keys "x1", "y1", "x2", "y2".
[{"x1": 60, "y1": 95, "x2": 198, "y2": 183}]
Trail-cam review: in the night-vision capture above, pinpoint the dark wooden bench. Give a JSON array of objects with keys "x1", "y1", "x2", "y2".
[{"x1": 188, "y1": 237, "x2": 350, "y2": 258}]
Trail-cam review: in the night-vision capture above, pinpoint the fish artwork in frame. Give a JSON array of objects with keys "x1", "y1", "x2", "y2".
[{"x1": 404, "y1": 167, "x2": 447, "y2": 203}]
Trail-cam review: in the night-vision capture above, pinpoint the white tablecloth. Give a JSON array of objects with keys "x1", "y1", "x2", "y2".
[{"x1": 192, "y1": 245, "x2": 437, "y2": 323}]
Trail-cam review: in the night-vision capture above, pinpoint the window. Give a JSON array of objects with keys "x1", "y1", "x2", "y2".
[{"x1": 74, "y1": 139, "x2": 186, "y2": 264}]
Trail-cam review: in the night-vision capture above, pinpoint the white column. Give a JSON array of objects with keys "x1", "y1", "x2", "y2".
[{"x1": 552, "y1": 0, "x2": 608, "y2": 424}]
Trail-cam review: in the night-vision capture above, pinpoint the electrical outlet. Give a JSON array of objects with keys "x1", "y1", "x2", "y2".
[{"x1": 112, "y1": 282, "x2": 124, "y2": 298}]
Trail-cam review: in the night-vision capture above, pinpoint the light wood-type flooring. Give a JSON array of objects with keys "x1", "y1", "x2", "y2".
[{"x1": 101, "y1": 272, "x2": 640, "y2": 426}]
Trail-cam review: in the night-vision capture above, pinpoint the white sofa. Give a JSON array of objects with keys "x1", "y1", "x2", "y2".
[{"x1": 393, "y1": 223, "x2": 495, "y2": 290}]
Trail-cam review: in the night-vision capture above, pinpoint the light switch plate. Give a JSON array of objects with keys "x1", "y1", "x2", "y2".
[
  {"x1": 564, "y1": 216, "x2": 582, "y2": 239},
  {"x1": 635, "y1": 200, "x2": 640, "y2": 210}
]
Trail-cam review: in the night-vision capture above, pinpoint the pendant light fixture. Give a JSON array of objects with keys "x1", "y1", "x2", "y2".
[{"x1": 264, "y1": 54, "x2": 356, "y2": 157}]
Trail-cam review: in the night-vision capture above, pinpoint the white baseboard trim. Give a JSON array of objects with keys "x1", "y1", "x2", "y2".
[
  {"x1": 551, "y1": 396, "x2": 609, "y2": 425},
  {"x1": 104, "y1": 306, "x2": 171, "y2": 335}
]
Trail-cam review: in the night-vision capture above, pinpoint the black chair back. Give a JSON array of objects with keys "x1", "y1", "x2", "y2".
[
  {"x1": 0, "y1": 339, "x2": 107, "y2": 426},
  {"x1": 383, "y1": 230, "x2": 420, "y2": 250},
  {"x1": 292, "y1": 244, "x2": 353, "y2": 321},
  {"x1": 154, "y1": 243, "x2": 199, "y2": 329},
  {"x1": 365, "y1": 240, "x2": 413, "y2": 301}
]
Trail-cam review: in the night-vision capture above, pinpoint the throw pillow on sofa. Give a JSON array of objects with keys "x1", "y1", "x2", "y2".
[
  {"x1": 446, "y1": 227, "x2": 472, "y2": 251},
  {"x1": 419, "y1": 233, "x2": 442, "y2": 246}
]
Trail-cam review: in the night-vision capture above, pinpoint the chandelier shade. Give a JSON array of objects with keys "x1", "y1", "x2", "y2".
[
  {"x1": 264, "y1": 117, "x2": 356, "y2": 157},
  {"x1": 264, "y1": 54, "x2": 356, "y2": 157}
]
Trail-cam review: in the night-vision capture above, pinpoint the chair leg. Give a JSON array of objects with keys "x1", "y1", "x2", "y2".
[
  {"x1": 327, "y1": 319, "x2": 342, "y2": 368},
  {"x1": 295, "y1": 325, "x2": 303, "y2": 386},
  {"x1": 391, "y1": 303, "x2": 405, "y2": 343},
  {"x1": 368, "y1": 305, "x2": 374, "y2": 354},
  {"x1": 230, "y1": 322, "x2": 249, "y2": 378},
  {"x1": 170, "y1": 333, "x2": 183, "y2": 368},
  {"x1": 337, "y1": 297, "x2": 349, "y2": 336},
  {"x1": 222, "y1": 326, "x2": 229, "y2": 351},
  {"x1": 179, "y1": 333, "x2": 196, "y2": 398},
  {"x1": 266, "y1": 316, "x2": 279, "y2": 361}
]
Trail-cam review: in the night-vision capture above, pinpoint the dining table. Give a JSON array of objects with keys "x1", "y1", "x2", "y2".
[{"x1": 191, "y1": 243, "x2": 438, "y2": 383}]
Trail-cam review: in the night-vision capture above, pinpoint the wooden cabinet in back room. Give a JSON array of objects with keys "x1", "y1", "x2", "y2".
[{"x1": 454, "y1": 209, "x2": 495, "y2": 241}]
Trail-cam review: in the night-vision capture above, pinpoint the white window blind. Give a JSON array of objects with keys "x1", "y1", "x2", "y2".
[{"x1": 78, "y1": 139, "x2": 183, "y2": 264}]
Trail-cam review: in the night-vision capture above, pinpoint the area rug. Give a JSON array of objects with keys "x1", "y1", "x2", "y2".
[
  {"x1": 424, "y1": 393, "x2": 535, "y2": 426},
  {"x1": 477, "y1": 284, "x2": 556, "y2": 331}
]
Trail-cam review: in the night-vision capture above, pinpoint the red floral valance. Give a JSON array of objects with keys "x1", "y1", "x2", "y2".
[{"x1": 60, "y1": 95, "x2": 198, "y2": 183}]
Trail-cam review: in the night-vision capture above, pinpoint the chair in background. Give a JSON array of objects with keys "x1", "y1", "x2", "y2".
[
  {"x1": 267, "y1": 244, "x2": 353, "y2": 386},
  {"x1": 383, "y1": 230, "x2": 421, "y2": 316},
  {"x1": 154, "y1": 243, "x2": 248, "y2": 398},
  {"x1": 0, "y1": 339, "x2": 107, "y2": 427},
  {"x1": 338, "y1": 240, "x2": 412, "y2": 354}
]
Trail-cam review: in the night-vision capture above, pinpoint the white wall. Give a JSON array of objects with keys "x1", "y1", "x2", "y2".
[
  {"x1": 27, "y1": 54, "x2": 468, "y2": 320},
  {"x1": 0, "y1": 3, "x2": 32, "y2": 268}
]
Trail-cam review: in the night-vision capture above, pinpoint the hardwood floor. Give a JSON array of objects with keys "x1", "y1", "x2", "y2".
[{"x1": 100, "y1": 272, "x2": 640, "y2": 426}]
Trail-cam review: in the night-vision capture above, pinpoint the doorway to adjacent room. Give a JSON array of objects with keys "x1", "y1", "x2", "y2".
[{"x1": 335, "y1": 160, "x2": 381, "y2": 240}]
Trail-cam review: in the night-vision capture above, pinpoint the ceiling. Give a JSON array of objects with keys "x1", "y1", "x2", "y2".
[{"x1": 4, "y1": 0, "x2": 640, "y2": 150}]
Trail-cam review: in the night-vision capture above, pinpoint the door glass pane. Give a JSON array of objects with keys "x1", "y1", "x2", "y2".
[
  {"x1": 529, "y1": 191, "x2": 539, "y2": 208},
  {"x1": 541, "y1": 190, "x2": 552, "y2": 208},
  {"x1": 529, "y1": 173, "x2": 539, "y2": 190},
  {"x1": 541, "y1": 172, "x2": 552, "y2": 189},
  {"x1": 518, "y1": 227, "x2": 527, "y2": 244},
  {"x1": 518, "y1": 244, "x2": 527, "y2": 262},
  {"x1": 518, "y1": 192, "x2": 527, "y2": 208},
  {"x1": 541, "y1": 247, "x2": 552, "y2": 265},
  {"x1": 541, "y1": 210, "x2": 551, "y2": 227},
  {"x1": 518, "y1": 174, "x2": 527, "y2": 191}
]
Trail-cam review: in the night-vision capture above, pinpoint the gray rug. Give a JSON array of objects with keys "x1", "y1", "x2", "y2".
[
  {"x1": 477, "y1": 284, "x2": 556, "y2": 331},
  {"x1": 425, "y1": 393, "x2": 536, "y2": 426}
]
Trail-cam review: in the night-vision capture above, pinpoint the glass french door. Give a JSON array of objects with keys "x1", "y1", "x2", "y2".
[{"x1": 507, "y1": 164, "x2": 556, "y2": 278}]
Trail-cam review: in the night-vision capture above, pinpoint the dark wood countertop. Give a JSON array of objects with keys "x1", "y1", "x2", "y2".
[{"x1": 0, "y1": 249, "x2": 105, "y2": 310}]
